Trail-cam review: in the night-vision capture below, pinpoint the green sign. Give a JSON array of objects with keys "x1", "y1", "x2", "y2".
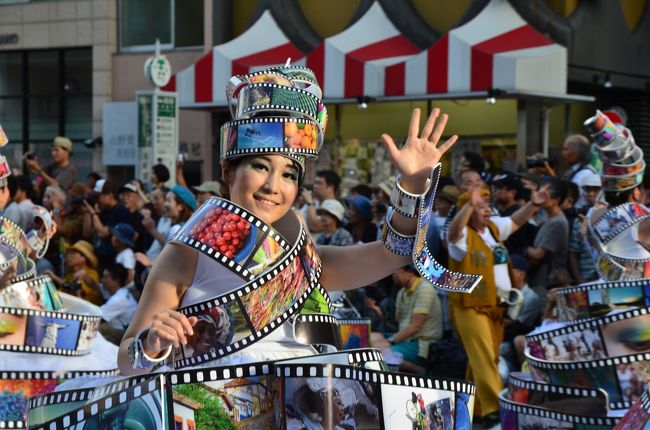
[{"x1": 137, "y1": 94, "x2": 153, "y2": 148}]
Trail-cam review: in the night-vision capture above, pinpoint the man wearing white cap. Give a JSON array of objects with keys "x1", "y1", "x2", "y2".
[
  {"x1": 568, "y1": 172, "x2": 601, "y2": 283},
  {"x1": 192, "y1": 181, "x2": 222, "y2": 206},
  {"x1": 23, "y1": 136, "x2": 77, "y2": 190},
  {"x1": 315, "y1": 199, "x2": 353, "y2": 246}
]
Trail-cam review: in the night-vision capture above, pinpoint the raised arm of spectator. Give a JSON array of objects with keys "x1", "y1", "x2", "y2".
[
  {"x1": 175, "y1": 160, "x2": 187, "y2": 187},
  {"x1": 301, "y1": 188, "x2": 324, "y2": 233},
  {"x1": 23, "y1": 155, "x2": 60, "y2": 188},
  {"x1": 447, "y1": 188, "x2": 479, "y2": 244},
  {"x1": 509, "y1": 185, "x2": 547, "y2": 233},
  {"x1": 83, "y1": 201, "x2": 110, "y2": 238},
  {"x1": 142, "y1": 211, "x2": 167, "y2": 246}
]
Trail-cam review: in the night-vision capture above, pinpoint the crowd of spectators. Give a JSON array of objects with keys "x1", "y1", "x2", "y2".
[{"x1": 11, "y1": 133, "x2": 646, "y2": 427}]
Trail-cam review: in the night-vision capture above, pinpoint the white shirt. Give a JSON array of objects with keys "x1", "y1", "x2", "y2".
[
  {"x1": 567, "y1": 164, "x2": 596, "y2": 208},
  {"x1": 115, "y1": 248, "x2": 136, "y2": 270},
  {"x1": 100, "y1": 287, "x2": 138, "y2": 330},
  {"x1": 448, "y1": 216, "x2": 513, "y2": 293},
  {"x1": 145, "y1": 216, "x2": 172, "y2": 261}
]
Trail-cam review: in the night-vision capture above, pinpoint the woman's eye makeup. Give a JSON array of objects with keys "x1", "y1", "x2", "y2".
[{"x1": 615, "y1": 326, "x2": 650, "y2": 351}]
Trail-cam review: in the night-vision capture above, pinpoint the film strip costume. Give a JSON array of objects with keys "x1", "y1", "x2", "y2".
[
  {"x1": 498, "y1": 109, "x2": 650, "y2": 428},
  {"x1": 0, "y1": 137, "x2": 118, "y2": 428},
  {"x1": 28, "y1": 66, "x2": 483, "y2": 429}
]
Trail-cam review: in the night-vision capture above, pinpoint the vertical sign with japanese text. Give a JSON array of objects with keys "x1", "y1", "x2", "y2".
[
  {"x1": 136, "y1": 92, "x2": 154, "y2": 180},
  {"x1": 153, "y1": 92, "x2": 178, "y2": 184}
]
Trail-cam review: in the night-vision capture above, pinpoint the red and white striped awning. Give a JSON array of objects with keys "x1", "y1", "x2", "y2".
[
  {"x1": 389, "y1": 0, "x2": 567, "y2": 97},
  {"x1": 165, "y1": 11, "x2": 305, "y2": 107},
  {"x1": 306, "y1": 2, "x2": 421, "y2": 99},
  {"x1": 167, "y1": 0, "x2": 567, "y2": 107}
]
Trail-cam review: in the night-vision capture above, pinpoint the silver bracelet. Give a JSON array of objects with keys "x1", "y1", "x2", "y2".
[
  {"x1": 128, "y1": 328, "x2": 172, "y2": 369},
  {"x1": 381, "y1": 210, "x2": 416, "y2": 256},
  {"x1": 389, "y1": 175, "x2": 425, "y2": 218}
]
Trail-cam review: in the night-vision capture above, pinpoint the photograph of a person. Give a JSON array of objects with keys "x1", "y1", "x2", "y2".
[
  {"x1": 285, "y1": 377, "x2": 380, "y2": 430},
  {"x1": 180, "y1": 305, "x2": 239, "y2": 359},
  {"x1": 382, "y1": 384, "x2": 455, "y2": 430}
]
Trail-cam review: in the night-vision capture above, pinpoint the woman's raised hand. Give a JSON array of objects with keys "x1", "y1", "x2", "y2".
[
  {"x1": 143, "y1": 310, "x2": 198, "y2": 355},
  {"x1": 381, "y1": 108, "x2": 458, "y2": 194}
]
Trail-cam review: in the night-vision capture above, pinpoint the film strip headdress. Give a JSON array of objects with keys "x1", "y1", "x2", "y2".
[
  {"x1": 222, "y1": 65, "x2": 328, "y2": 179},
  {"x1": 582, "y1": 110, "x2": 650, "y2": 281}
]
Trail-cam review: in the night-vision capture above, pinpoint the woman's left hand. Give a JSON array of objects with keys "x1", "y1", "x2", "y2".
[{"x1": 381, "y1": 108, "x2": 458, "y2": 194}]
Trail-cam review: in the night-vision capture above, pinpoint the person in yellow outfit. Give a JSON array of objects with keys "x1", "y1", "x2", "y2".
[
  {"x1": 446, "y1": 185, "x2": 547, "y2": 427},
  {"x1": 48, "y1": 240, "x2": 102, "y2": 305}
]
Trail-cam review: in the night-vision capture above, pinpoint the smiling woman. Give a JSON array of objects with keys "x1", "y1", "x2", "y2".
[{"x1": 117, "y1": 65, "x2": 458, "y2": 377}]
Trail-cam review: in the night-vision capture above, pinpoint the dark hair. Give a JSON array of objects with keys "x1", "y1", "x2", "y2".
[
  {"x1": 565, "y1": 181, "x2": 579, "y2": 204},
  {"x1": 350, "y1": 184, "x2": 373, "y2": 199},
  {"x1": 316, "y1": 170, "x2": 341, "y2": 194},
  {"x1": 86, "y1": 172, "x2": 102, "y2": 182},
  {"x1": 15, "y1": 175, "x2": 34, "y2": 200},
  {"x1": 462, "y1": 151, "x2": 485, "y2": 172},
  {"x1": 604, "y1": 188, "x2": 637, "y2": 207},
  {"x1": 152, "y1": 164, "x2": 170, "y2": 184},
  {"x1": 542, "y1": 177, "x2": 568, "y2": 205},
  {"x1": 104, "y1": 262, "x2": 128, "y2": 286},
  {"x1": 6, "y1": 175, "x2": 17, "y2": 199},
  {"x1": 219, "y1": 156, "x2": 302, "y2": 201},
  {"x1": 172, "y1": 194, "x2": 193, "y2": 223},
  {"x1": 400, "y1": 265, "x2": 419, "y2": 276}
]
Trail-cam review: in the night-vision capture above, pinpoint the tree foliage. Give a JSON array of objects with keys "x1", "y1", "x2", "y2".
[{"x1": 174, "y1": 384, "x2": 235, "y2": 430}]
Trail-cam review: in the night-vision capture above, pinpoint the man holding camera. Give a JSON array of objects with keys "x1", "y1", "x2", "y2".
[{"x1": 23, "y1": 136, "x2": 77, "y2": 191}]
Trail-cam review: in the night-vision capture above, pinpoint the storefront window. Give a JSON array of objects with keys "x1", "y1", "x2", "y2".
[
  {"x1": 119, "y1": 0, "x2": 203, "y2": 50},
  {"x1": 0, "y1": 52, "x2": 22, "y2": 96},
  {"x1": 0, "y1": 48, "x2": 93, "y2": 178}
]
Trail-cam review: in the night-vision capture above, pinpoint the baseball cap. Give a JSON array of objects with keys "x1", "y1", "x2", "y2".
[
  {"x1": 171, "y1": 185, "x2": 197, "y2": 211},
  {"x1": 317, "y1": 199, "x2": 345, "y2": 222},
  {"x1": 111, "y1": 223, "x2": 135, "y2": 248},
  {"x1": 345, "y1": 195, "x2": 373, "y2": 221},
  {"x1": 376, "y1": 177, "x2": 396, "y2": 199},
  {"x1": 580, "y1": 171, "x2": 602, "y2": 188},
  {"x1": 192, "y1": 181, "x2": 222, "y2": 197},
  {"x1": 93, "y1": 179, "x2": 106, "y2": 194},
  {"x1": 118, "y1": 182, "x2": 138, "y2": 194},
  {"x1": 53, "y1": 136, "x2": 73, "y2": 153},
  {"x1": 510, "y1": 254, "x2": 529, "y2": 272},
  {"x1": 492, "y1": 173, "x2": 521, "y2": 191}
]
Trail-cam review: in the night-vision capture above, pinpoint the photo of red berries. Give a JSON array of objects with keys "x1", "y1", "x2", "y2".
[{"x1": 187, "y1": 204, "x2": 259, "y2": 263}]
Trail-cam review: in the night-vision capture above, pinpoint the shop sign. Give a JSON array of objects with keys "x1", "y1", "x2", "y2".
[
  {"x1": 102, "y1": 101, "x2": 137, "y2": 166},
  {"x1": 0, "y1": 34, "x2": 18, "y2": 45},
  {"x1": 136, "y1": 92, "x2": 154, "y2": 179},
  {"x1": 153, "y1": 92, "x2": 178, "y2": 184}
]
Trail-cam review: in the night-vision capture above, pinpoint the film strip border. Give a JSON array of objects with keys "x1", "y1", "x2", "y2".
[
  {"x1": 28, "y1": 375, "x2": 151, "y2": 410},
  {"x1": 9, "y1": 258, "x2": 36, "y2": 284},
  {"x1": 507, "y1": 372, "x2": 605, "y2": 399},
  {"x1": 591, "y1": 203, "x2": 650, "y2": 246},
  {"x1": 29, "y1": 375, "x2": 164, "y2": 430},
  {"x1": 0, "y1": 304, "x2": 101, "y2": 356},
  {"x1": 167, "y1": 348, "x2": 386, "y2": 386},
  {"x1": 221, "y1": 116, "x2": 322, "y2": 159},
  {"x1": 0, "y1": 217, "x2": 30, "y2": 257},
  {"x1": 274, "y1": 362, "x2": 476, "y2": 395},
  {"x1": 173, "y1": 236, "x2": 322, "y2": 368},
  {"x1": 595, "y1": 250, "x2": 650, "y2": 281},
  {"x1": 347, "y1": 348, "x2": 384, "y2": 365},
  {"x1": 499, "y1": 393, "x2": 620, "y2": 427},
  {"x1": 0, "y1": 421, "x2": 24, "y2": 429},
  {"x1": 171, "y1": 197, "x2": 291, "y2": 282},
  {"x1": 526, "y1": 350, "x2": 650, "y2": 371},
  {"x1": 526, "y1": 351, "x2": 650, "y2": 410},
  {"x1": 556, "y1": 277, "x2": 650, "y2": 294},
  {"x1": 0, "y1": 369, "x2": 118, "y2": 381},
  {"x1": 526, "y1": 306, "x2": 648, "y2": 343},
  {"x1": 0, "y1": 274, "x2": 62, "y2": 311},
  {"x1": 413, "y1": 164, "x2": 482, "y2": 293}
]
